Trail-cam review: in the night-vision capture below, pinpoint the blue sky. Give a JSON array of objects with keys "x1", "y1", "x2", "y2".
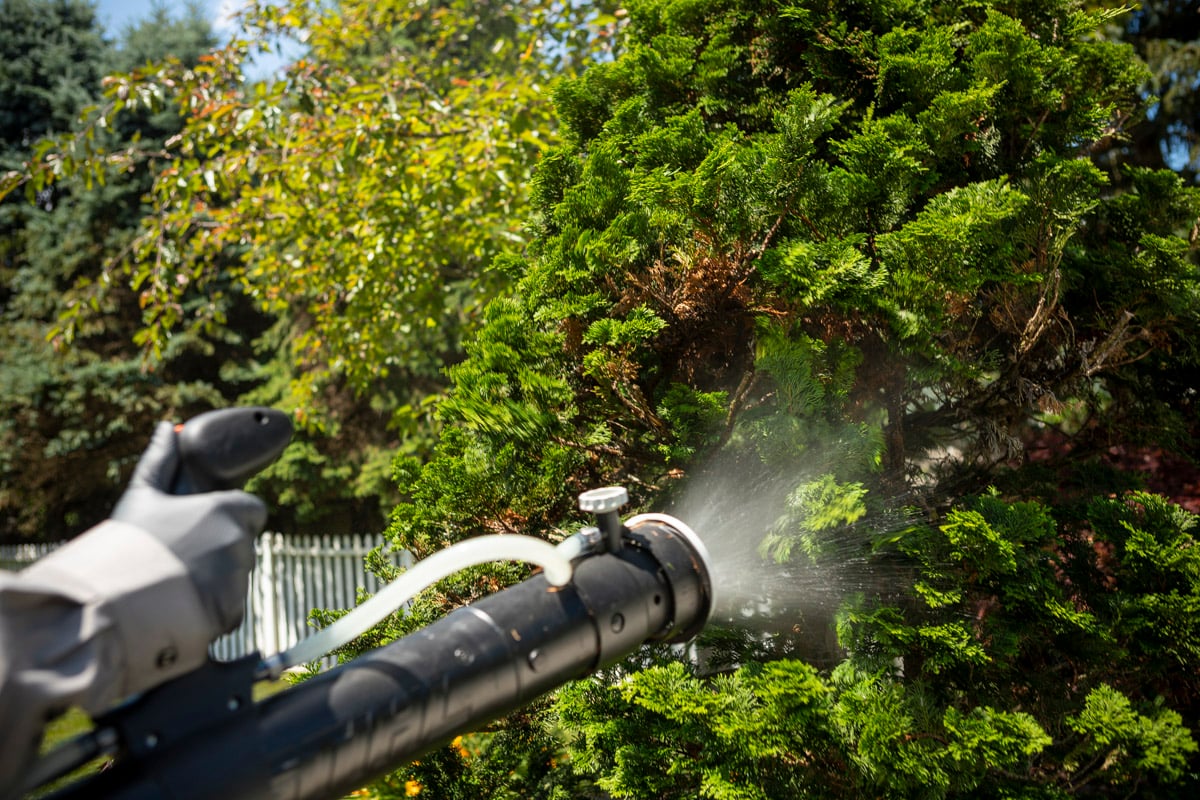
[
  {"x1": 93, "y1": 0, "x2": 298, "y2": 78},
  {"x1": 93, "y1": 0, "x2": 235, "y2": 37}
]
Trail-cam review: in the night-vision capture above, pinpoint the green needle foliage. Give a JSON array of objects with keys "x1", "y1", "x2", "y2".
[
  {"x1": 390, "y1": 0, "x2": 1198, "y2": 557},
  {"x1": 370, "y1": 0, "x2": 1200, "y2": 797}
]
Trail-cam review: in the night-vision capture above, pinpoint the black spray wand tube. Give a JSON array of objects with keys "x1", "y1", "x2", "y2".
[{"x1": 47, "y1": 515, "x2": 713, "y2": 800}]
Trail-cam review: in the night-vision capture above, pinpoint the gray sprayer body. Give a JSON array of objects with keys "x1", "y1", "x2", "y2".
[{"x1": 43, "y1": 516, "x2": 713, "y2": 800}]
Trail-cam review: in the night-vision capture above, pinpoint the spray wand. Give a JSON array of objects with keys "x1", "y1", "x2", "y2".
[{"x1": 30, "y1": 411, "x2": 715, "y2": 800}]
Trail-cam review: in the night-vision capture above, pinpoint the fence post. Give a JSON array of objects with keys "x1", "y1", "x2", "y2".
[{"x1": 257, "y1": 532, "x2": 280, "y2": 657}]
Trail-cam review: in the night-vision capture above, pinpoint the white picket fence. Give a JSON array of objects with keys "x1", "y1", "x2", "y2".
[
  {"x1": 1, "y1": 533, "x2": 408, "y2": 668},
  {"x1": 0, "y1": 540, "x2": 60, "y2": 568}
]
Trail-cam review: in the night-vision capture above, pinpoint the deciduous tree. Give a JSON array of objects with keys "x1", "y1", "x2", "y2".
[
  {"x1": 3, "y1": 0, "x2": 624, "y2": 535},
  {"x1": 0, "y1": 1, "x2": 245, "y2": 539}
]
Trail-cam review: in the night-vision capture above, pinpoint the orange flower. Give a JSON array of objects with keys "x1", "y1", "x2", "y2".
[
  {"x1": 405, "y1": 779, "x2": 422, "y2": 796},
  {"x1": 451, "y1": 735, "x2": 469, "y2": 758}
]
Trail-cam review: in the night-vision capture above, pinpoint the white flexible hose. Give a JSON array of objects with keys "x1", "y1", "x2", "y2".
[{"x1": 264, "y1": 534, "x2": 577, "y2": 674}]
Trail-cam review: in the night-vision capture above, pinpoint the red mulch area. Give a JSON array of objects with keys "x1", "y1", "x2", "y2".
[{"x1": 1102, "y1": 445, "x2": 1200, "y2": 514}]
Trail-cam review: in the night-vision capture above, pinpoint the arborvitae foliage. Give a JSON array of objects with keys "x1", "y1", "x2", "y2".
[
  {"x1": 389, "y1": 0, "x2": 1198, "y2": 569},
  {"x1": 368, "y1": 0, "x2": 1200, "y2": 796},
  {"x1": 394, "y1": 0, "x2": 1200, "y2": 541}
]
